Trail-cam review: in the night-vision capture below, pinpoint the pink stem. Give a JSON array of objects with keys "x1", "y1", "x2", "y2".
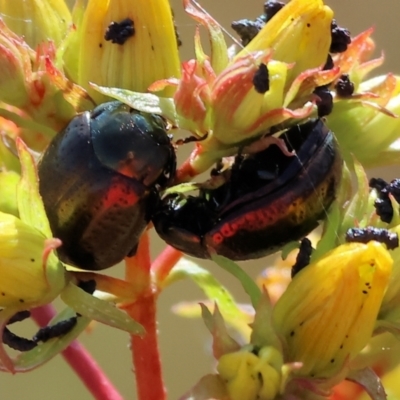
[{"x1": 31, "y1": 305, "x2": 123, "y2": 400}]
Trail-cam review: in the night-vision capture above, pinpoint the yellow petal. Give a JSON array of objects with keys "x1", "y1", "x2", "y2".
[
  {"x1": 273, "y1": 242, "x2": 392, "y2": 378},
  {"x1": 237, "y1": 0, "x2": 332, "y2": 84},
  {"x1": 0, "y1": 212, "x2": 66, "y2": 308},
  {"x1": 74, "y1": 0, "x2": 180, "y2": 103}
]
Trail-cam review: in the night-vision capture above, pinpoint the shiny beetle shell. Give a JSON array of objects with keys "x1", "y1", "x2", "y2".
[
  {"x1": 153, "y1": 119, "x2": 342, "y2": 260},
  {"x1": 38, "y1": 101, "x2": 176, "y2": 270}
]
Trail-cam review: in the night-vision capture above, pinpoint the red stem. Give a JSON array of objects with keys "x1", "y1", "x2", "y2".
[
  {"x1": 126, "y1": 294, "x2": 166, "y2": 400},
  {"x1": 152, "y1": 245, "x2": 183, "y2": 285},
  {"x1": 124, "y1": 232, "x2": 166, "y2": 400},
  {"x1": 31, "y1": 305, "x2": 123, "y2": 400}
]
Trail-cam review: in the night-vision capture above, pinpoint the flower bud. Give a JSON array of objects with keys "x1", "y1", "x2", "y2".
[
  {"x1": 217, "y1": 345, "x2": 282, "y2": 400},
  {"x1": 273, "y1": 242, "x2": 392, "y2": 379},
  {"x1": 0, "y1": 0, "x2": 71, "y2": 48},
  {"x1": 328, "y1": 74, "x2": 400, "y2": 167},
  {"x1": 70, "y1": 0, "x2": 180, "y2": 103},
  {"x1": 0, "y1": 212, "x2": 66, "y2": 309}
]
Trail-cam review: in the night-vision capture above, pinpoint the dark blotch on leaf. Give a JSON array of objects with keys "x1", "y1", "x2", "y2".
[{"x1": 105, "y1": 18, "x2": 135, "y2": 45}]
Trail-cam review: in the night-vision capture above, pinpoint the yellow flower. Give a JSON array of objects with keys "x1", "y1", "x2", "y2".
[
  {"x1": 0, "y1": 140, "x2": 143, "y2": 373},
  {"x1": 239, "y1": 0, "x2": 333, "y2": 83},
  {"x1": 273, "y1": 242, "x2": 392, "y2": 380},
  {"x1": 0, "y1": 0, "x2": 71, "y2": 48},
  {"x1": 67, "y1": 0, "x2": 180, "y2": 103},
  {"x1": 0, "y1": 19, "x2": 93, "y2": 135},
  {"x1": 326, "y1": 29, "x2": 400, "y2": 167},
  {"x1": 172, "y1": 0, "x2": 337, "y2": 172},
  {"x1": 217, "y1": 345, "x2": 282, "y2": 400},
  {"x1": 109, "y1": 0, "x2": 339, "y2": 174},
  {"x1": 0, "y1": 0, "x2": 181, "y2": 150},
  {"x1": 0, "y1": 212, "x2": 65, "y2": 309}
]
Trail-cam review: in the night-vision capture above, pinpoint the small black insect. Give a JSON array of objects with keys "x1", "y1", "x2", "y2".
[
  {"x1": 291, "y1": 238, "x2": 313, "y2": 277},
  {"x1": 370, "y1": 178, "x2": 400, "y2": 223},
  {"x1": 264, "y1": 1, "x2": 285, "y2": 20},
  {"x1": 330, "y1": 19, "x2": 351, "y2": 53},
  {"x1": 33, "y1": 317, "x2": 78, "y2": 344},
  {"x1": 313, "y1": 86, "x2": 333, "y2": 117},
  {"x1": 2, "y1": 280, "x2": 96, "y2": 352},
  {"x1": 335, "y1": 74, "x2": 355, "y2": 97},
  {"x1": 346, "y1": 227, "x2": 399, "y2": 250},
  {"x1": 253, "y1": 63, "x2": 270, "y2": 94},
  {"x1": 105, "y1": 18, "x2": 135, "y2": 45},
  {"x1": 231, "y1": 18, "x2": 266, "y2": 46}
]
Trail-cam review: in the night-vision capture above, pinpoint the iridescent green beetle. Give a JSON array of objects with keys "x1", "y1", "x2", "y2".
[{"x1": 38, "y1": 101, "x2": 176, "y2": 270}]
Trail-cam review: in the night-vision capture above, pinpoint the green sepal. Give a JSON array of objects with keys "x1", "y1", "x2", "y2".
[
  {"x1": 16, "y1": 138, "x2": 52, "y2": 238},
  {"x1": 91, "y1": 84, "x2": 178, "y2": 125},
  {"x1": 61, "y1": 282, "x2": 144, "y2": 336},
  {"x1": 200, "y1": 303, "x2": 240, "y2": 359}
]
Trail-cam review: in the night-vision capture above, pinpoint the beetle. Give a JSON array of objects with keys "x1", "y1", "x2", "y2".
[
  {"x1": 38, "y1": 101, "x2": 176, "y2": 270},
  {"x1": 153, "y1": 119, "x2": 343, "y2": 260}
]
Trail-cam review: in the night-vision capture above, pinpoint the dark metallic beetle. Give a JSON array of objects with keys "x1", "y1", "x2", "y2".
[
  {"x1": 153, "y1": 119, "x2": 343, "y2": 260},
  {"x1": 38, "y1": 101, "x2": 176, "y2": 270}
]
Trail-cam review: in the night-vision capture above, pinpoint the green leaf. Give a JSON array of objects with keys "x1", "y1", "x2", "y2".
[
  {"x1": 16, "y1": 138, "x2": 52, "y2": 238},
  {"x1": 312, "y1": 204, "x2": 341, "y2": 263},
  {"x1": 60, "y1": 282, "x2": 144, "y2": 336},
  {"x1": 166, "y1": 258, "x2": 252, "y2": 338},
  {"x1": 211, "y1": 254, "x2": 261, "y2": 308},
  {"x1": 165, "y1": 258, "x2": 248, "y2": 323},
  {"x1": 91, "y1": 84, "x2": 178, "y2": 124},
  {"x1": 163, "y1": 182, "x2": 200, "y2": 196}
]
